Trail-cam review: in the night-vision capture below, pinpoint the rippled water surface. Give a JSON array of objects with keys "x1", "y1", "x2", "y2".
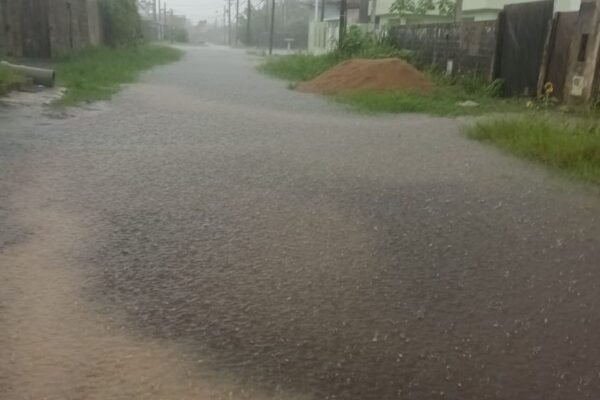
[{"x1": 1, "y1": 46, "x2": 600, "y2": 400}]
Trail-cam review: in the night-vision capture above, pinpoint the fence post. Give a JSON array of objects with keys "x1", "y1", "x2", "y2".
[{"x1": 536, "y1": 15, "x2": 558, "y2": 97}]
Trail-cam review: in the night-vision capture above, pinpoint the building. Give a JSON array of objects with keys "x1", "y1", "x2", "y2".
[
  {"x1": 307, "y1": 0, "x2": 367, "y2": 53},
  {"x1": 0, "y1": 0, "x2": 102, "y2": 58},
  {"x1": 373, "y1": 0, "x2": 581, "y2": 25},
  {"x1": 308, "y1": 0, "x2": 582, "y2": 53}
]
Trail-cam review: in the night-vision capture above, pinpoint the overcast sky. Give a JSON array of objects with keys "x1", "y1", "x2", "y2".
[{"x1": 162, "y1": 0, "x2": 229, "y2": 23}]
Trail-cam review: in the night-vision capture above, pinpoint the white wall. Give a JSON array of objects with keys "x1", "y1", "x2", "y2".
[
  {"x1": 463, "y1": 0, "x2": 580, "y2": 12},
  {"x1": 372, "y1": 0, "x2": 581, "y2": 21}
]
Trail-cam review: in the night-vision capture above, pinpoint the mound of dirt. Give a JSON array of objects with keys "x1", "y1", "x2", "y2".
[{"x1": 297, "y1": 58, "x2": 433, "y2": 95}]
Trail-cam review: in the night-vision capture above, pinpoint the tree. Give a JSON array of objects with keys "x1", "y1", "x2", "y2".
[
  {"x1": 137, "y1": 0, "x2": 154, "y2": 18},
  {"x1": 100, "y1": 0, "x2": 143, "y2": 46},
  {"x1": 390, "y1": 0, "x2": 455, "y2": 17}
]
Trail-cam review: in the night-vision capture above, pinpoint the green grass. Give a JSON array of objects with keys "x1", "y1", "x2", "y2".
[
  {"x1": 467, "y1": 116, "x2": 600, "y2": 184},
  {"x1": 56, "y1": 44, "x2": 183, "y2": 105},
  {"x1": 336, "y1": 87, "x2": 525, "y2": 116},
  {"x1": 257, "y1": 53, "x2": 340, "y2": 82},
  {"x1": 0, "y1": 65, "x2": 26, "y2": 95},
  {"x1": 258, "y1": 53, "x2": 525, "y2": 116}
]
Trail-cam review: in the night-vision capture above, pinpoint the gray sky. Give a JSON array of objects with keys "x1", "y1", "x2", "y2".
[{"x1": 163, "y1": 0, "x2": 223, "y2": 23}]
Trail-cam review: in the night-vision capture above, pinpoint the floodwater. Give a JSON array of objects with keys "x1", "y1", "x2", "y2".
[{"x1": 1, "y1": 46, "x2": 600, "y2": 400}]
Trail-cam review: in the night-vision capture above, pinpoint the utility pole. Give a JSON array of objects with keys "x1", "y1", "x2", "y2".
[
  {"x1": 455, "y1": 0, "x2": 463, "y2": 22},
  {"x1": 370, "y1": 0, "x2": 377, "y2": 28},
  {"x1": 282, "y1": 0, "x2": 286, "y2": 29},
  {"x1": 339, "y1": 0, "x2": 347, "y2": 45},
  {"x1": 153, "y1": 0, "x2": 157, "y2": 21},
  {"x1": 247, "y1": 0, "x2": 252, "y2": 46},
  {"x1": 320, "y1": 0, "x2": 325, "y2": 21},
  {"x1": 265, "y1": 0, "x2": 269, "y2": 33},
  {"x1": 314, "y1": 0, "x2": 318, "y2": 21},
  {"x1": 227, "y1": 0, "x2": 232, "y2": 45},
  {"x1": 163, "y1": 2, "x2": 168, "y2": 40},
  {"x1": 223, "y1": 5, "x2": 227, "y2": 44},
  {"x1": 158, "y1": 0, "x2": 162, "y2": 39},
  {"x1": 235, "y1": 0, "x2": 240, "y2": 46},
  {"x1": 268, "y1": 0, "x2": 275, "y2": 54}
]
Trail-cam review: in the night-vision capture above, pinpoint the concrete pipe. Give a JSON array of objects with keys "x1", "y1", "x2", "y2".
[{"x1": 0, "y1": 61, "x2": 56, "y2": 87}]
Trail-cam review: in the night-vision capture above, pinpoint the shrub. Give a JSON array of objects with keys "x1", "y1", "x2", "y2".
[
  {"x1": 100, "y1": 0, "x2": 143, "y2": 46},
  {"x1": 0, "y1": 65, "x2": 26, "y2": 95},
  {"x1": 337, "y1": 26, "x2": 412, "y2": 61},
  {"x1": 258, "y1": 53, "x2": 340, "y2": 82}
]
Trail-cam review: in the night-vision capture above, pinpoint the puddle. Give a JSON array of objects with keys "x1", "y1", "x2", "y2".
[{"x1": 0, "y1": 180, "x2": 306, "y2": 400}]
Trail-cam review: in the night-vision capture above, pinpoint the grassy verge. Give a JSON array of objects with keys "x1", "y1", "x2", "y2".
[
  {"x1": 258, "y1": 54, "x2": 525, "y2": 116},
  {"x1": 335, "y1": 87, "x2": 524, "y2": 116},
  {"x1": 56, "y1": 44, "x2": 183, "y2": 105},
  {"x1": 257, "y1": 53, "x2": 339, "y2": 82},
  {"x1": 0, "y1": 65, "x2": 26, "y2": 95},
  {"x1": 467, "y1": 116, "x2": 600, "y2": 184}
]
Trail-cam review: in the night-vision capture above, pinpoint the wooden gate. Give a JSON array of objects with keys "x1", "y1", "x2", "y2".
[
  {"x1": 544, "y1": 12, "x2": 578, "y2": 99},
  {"x1": 20, "y1": 0, "x2": 51, "y2": 58},
  {"x1": 496, "y1": 0, "x2": 554, "y2": 96}
]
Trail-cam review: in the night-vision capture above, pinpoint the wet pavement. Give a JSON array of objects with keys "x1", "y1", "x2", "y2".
[{"x1": 1, "y1": 45, "x2": 600, "y2": 400}]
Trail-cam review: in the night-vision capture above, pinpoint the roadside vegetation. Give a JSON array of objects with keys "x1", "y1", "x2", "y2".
[
  {"x1": 259, "y1": 27, "x2": 600, "y2": 185},
  {"x1": 52, "y1": 0, "x2": 182, "y2": 105},
  {"x1": 258, "y1": 27, "x2": 409, "y2": 82},
  {"x1": 0, "y1": 65, "x2": 26, "y2": 95},
  {"x1": 335, "y1": 75, "x2": 523, "y2": 116},
  {"x1": 55, "y1": 45, "x2": 182, "y2": 105},
  {"x1": 258, "y1": 53, "x2": 339, "y2": 82},
  {"x1": 468, "y1": 116, "x2": 600, "y2": 185},
  {"x1": 260, "y1": 53, "x2": 523, "y2": 116},
  {"x1": 258, "y1": 27, "x2": 522, "y2": 116}
]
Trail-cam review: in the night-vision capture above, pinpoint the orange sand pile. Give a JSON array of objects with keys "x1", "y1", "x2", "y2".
[{"x1": 297, "y1": 58, "x2": 433, "y2": 95}]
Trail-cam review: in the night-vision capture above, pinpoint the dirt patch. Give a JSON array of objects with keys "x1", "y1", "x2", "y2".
[{"x1": 297, "y1": 58, "x2": 433, "y2": 95}]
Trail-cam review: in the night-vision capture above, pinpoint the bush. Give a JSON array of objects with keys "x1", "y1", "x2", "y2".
[
  {"x1": 0, "y1": 65, "x2": 25, "y2": 95},
  {"x1": 100, "y1": 0, "x2": 143, "y2": 46},
  {"x1": 428, "y1": 68, "x2": 504, "y2": 98},
  {"x1": 258, "y1": 53, "x2": 340, "y2": 82},
  {"x1": 337, "y1": 26, "x2": 411, "y2": 60}
]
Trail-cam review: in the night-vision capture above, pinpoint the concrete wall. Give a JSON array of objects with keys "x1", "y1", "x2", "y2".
[
  {"x1": 308, "y1": 20, "x2": 341, "y2": 53},
  {"x1": 87, "y1": 0, "x2": 103, "y2": 46},
  {"x1": 0, "y1": 0, "x2": 22, "y2": 56},
  {"x1": 0, "y1": 0, "x2": 5, "y2": 56},
  {"x1": 49, "y1": 0, "x2": 87, "y2": 56},
  {"x1": 0, "y1": 0, "x2": 102, "y2": 58},
  {"x1": 4, "y1": 0, "x2": 53, "y2": 57}
]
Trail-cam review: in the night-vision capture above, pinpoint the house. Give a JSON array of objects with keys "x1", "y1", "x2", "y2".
[
  {"x1": 373, "y1": 0, "x2": 582, "y2": 26},
  {"x1": 308, "y1": 0, "x2": 582, "y2": 53},
  {"x1": 308, "y1": 0, "x2": 364, "y2": 22},
  {"x1": 306, "y1": 0, "x2": 366, "y2": 53},
  {"x1": 0, "y1": 0, "x2": 102, "y2": 58}
]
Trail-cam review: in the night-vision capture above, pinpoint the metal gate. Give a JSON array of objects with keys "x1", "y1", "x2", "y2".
[
  {"x1": 20, "y1": 0, "x2": 51, "y2": 58},
  {"x1": 496, "y1": 0, "x2": 554, "y2": 96}
]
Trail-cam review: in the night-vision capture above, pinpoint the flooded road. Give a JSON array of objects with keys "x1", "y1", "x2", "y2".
[{"x1": 1, "y1": 46, "x2": 600, "y2": 399}]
